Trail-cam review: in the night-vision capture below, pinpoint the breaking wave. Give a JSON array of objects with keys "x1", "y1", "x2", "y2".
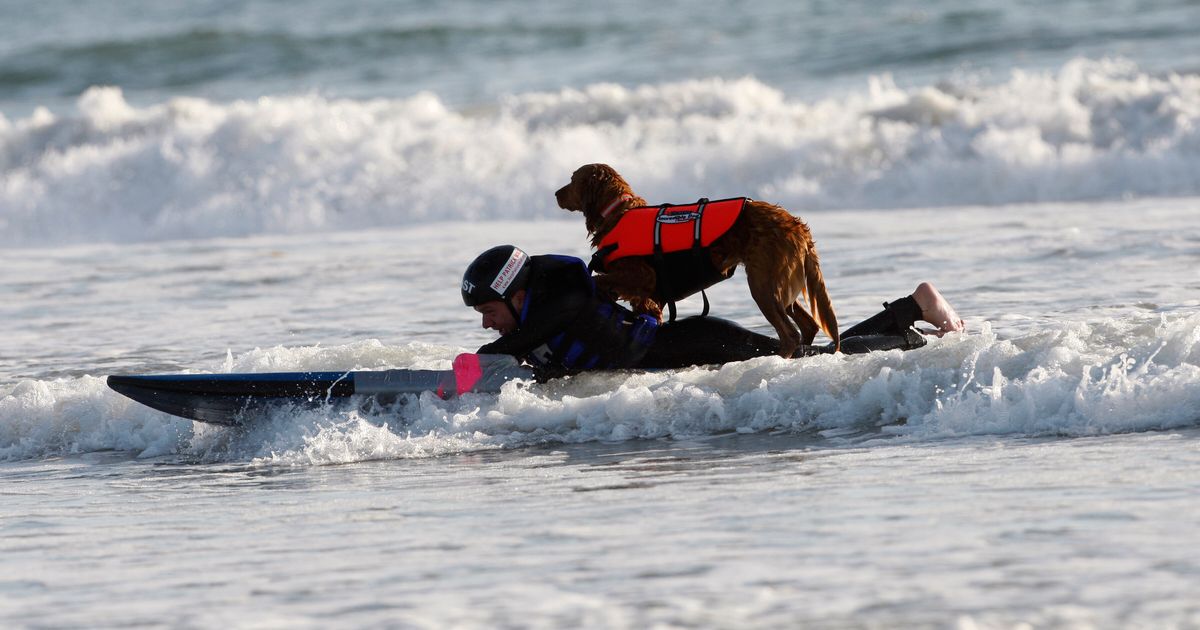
[
  {"x1": 3, "y1": 312, "x2": 1198, "y2": 464},
  {"x1": 3, "y1": 58, "x2": 1199, "y2": 246}
]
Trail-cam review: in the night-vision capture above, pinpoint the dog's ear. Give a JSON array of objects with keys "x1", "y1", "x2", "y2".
[
  {"x1": 577, "y1": 164, "x2": 623, "y2": 210},
  {"x1": 560, "y1": 164, "x2": 607, "y2": 212}
]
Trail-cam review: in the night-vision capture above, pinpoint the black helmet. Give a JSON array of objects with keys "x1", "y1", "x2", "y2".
[{"x1": 462, "y1": 245, "x2": 531, "y2": 307}]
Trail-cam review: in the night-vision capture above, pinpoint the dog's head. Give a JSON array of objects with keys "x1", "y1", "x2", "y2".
[{"x1": 555, "y1": 163, "x2": 641, "y2": 238}]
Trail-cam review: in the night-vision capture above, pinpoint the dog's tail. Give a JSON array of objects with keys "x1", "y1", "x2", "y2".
[{"x1": 802, "y1": 252, "x2": 840, "y2": 353}]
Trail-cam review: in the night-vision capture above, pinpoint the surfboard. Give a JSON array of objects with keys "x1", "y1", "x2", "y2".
[
  {"x1": 108, "y1": 332, "x2": 924, "y2": 425},
  {"x1": 107, "y1": 354, "x2": 532, "y2": 425}
]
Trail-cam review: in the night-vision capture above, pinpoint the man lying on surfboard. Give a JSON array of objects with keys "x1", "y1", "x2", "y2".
[
  {"x1": 462, "y1": 245, "x2": 964, "y2": 380},
  {"x1": 103, "y1": 247, "x2": 964, "y2": 424}
]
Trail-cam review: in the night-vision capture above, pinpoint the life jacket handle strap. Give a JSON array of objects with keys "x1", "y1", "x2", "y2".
[
  {"x1": 650, "y1": 205, "x2": 679, "y2": 322},
  {"x1": 691, "y1": 198, "x2": 709, "y2": 253}
]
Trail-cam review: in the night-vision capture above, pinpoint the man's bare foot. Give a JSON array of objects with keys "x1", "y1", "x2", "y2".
[{"x1": 911, "y1": 282, "x2": 965, "y2": 336}]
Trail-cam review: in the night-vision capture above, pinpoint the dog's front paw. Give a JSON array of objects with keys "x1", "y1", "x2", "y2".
[
  {"x1": 593, "y1": 276, "x2": 621, "y2": 302},
  {"x1": 631, "y1": 298, "x2": 663, "y2": 323},
  {"x1": 596, "y1": 286, "x2": 619, "y2": 302}
]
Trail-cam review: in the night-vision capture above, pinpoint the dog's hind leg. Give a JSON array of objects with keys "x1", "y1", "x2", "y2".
[
  {"x1": 787, "y1": 302, "x2": 821, "y2": 346},
  {"x1": 748, "y1": 272, "x2": 800, "y2": 358},
  {"x1": 778, "y1": 266, "x2": 821, "y2": 345}
]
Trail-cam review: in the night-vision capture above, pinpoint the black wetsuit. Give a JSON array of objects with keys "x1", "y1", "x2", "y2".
[
  {"x1": 479, "y1": 254, "x2": 925, "y2": 377},
  {"x1": 638, "y1": 297, "x2": 926, "y2": 368},
  {"x1": 477, "y1": 255, "x2": 659, "y2": 373}
]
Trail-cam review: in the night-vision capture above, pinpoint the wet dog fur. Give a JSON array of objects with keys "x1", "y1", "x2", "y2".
[{"x1": 555, "y1": 163, "x2": 839, "y2": 357}]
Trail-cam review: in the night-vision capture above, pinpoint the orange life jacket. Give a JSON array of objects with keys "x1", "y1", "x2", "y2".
[{"x1": 589, "y1": 197, "x2": 746, "y2": 319}]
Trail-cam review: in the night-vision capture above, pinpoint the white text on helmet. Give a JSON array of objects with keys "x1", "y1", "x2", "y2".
[{"x1": 490, "y1": 248, "x2": 527, "y2": 295}]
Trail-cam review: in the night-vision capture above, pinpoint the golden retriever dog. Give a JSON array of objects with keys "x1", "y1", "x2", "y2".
[{"x1": 555, "y1": 163, "x2": 839, "y2": 357}]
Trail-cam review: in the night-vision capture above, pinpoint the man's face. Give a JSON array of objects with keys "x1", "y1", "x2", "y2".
[{"x1": 473, "y1": 291, "x2": 525, "y2": 335}]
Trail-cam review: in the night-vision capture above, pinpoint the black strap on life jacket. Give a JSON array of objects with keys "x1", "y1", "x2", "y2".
[
  {"x1": 652, "y1": 199, "x2": 711, "y2": 322},
  {"x1": 587, "y1": 244, "x2": 617, "y2": 274},
  {"x1": 651, "y1": 204, "x2": 674, "y2": 320},
  {"x1": 691, "y1": 199, "x2": 712, "y2": 319}
]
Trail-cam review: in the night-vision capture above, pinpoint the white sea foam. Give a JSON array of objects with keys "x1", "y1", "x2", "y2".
[
  {"x1": 0, "y1": 376, "x2": 193, "y2": 461},
  {"x1": 3, "y1": 58, "x2": 1199, "y2": 246},
  {"x1": 5, "y1": 311, "x2": 1197, "y2": 464}
]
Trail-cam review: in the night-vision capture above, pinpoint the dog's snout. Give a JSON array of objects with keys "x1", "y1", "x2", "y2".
[{"x1": 555, "y1": 184, "x2": 576, "y2": 210}]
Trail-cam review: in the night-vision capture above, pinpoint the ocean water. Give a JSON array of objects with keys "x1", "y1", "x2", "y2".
[{"x1": 4, "y1": 1, "x2": 1200, "y2": 627}]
